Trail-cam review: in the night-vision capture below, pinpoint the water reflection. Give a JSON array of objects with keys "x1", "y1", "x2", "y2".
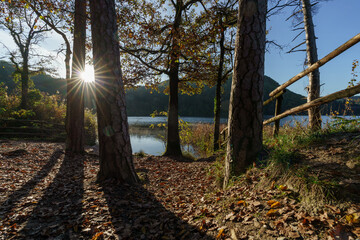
[{"x1": 129, "y1": 125, "x2": 166, "y2": 155}]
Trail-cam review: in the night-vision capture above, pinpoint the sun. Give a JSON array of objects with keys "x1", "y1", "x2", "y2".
[{"x1": 80, "y1": 65, "x2": 95, "y2": 83}]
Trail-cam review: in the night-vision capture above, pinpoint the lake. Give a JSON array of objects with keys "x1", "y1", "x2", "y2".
[{"x1": 129, "y1": 115, "x2": 359, "y2": 156}]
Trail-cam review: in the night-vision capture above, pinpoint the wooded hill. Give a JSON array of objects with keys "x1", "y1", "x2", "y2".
[{"x1": 1, "y1": 60, "x2": 358, "y2": 117}]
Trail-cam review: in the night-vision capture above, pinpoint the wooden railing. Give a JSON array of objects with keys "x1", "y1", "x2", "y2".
[
  {"x1": 0, "y1": 118, "x2": 65, "y2": 140},
  {"x1": 263, "y1": 33, "x2": 360, "y2": 136}
]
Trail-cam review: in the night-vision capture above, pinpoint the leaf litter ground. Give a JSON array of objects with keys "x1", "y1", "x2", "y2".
[{"x1": 0, "y1": 135, "x2": 359, "y2": 239}]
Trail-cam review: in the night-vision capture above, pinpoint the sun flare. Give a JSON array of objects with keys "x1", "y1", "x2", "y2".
[{"x1": 80, "y1": 65, "x2": 95, "y2": 83}]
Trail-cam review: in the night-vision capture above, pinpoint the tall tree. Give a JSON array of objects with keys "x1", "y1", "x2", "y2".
[
  {"x1": 118, "y1": 0, "x2": 212, "y2": 157},
  {"x1": 66, "y1": 0, "x2": 86, "y2": 153},
  {"x1": 89, "y1": 0, "x2": 139, "y2": 183},
  {"x1": 210, "y1": 0, "x2": 237, "y2": 151},
  {"x1": 302, "y1": 0, "x2": 321, "y2": 129},
  {"x1": 223, "y1": 0, "x2": 267, "y2": 187},
  {"x1": 0, "y1": 1, "x2": 52, "y2": 109}
]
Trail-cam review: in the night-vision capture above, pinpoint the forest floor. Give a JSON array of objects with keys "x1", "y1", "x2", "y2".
[{"x1": 0, "y1": 131, "x2": 359, "y2": 239}]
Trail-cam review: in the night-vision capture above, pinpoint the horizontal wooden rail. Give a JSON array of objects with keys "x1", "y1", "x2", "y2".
[
  {"x1": 269, "y1": 33, "x2": 360, "y2": 97},
  {"x1": 263, "y1": 90, "x2": 285, "y2": 106},
  {"x1": 264, "y1": 84, "x2": 360, "y2": 125}
]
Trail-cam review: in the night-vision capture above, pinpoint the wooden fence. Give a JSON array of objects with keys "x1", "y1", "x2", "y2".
[
  {"x1": 263, "y1": 33, "x2": 360, "y2": 136},
  {"x1": 0, "y1": 118, "x2": 65, "y2": 140}
]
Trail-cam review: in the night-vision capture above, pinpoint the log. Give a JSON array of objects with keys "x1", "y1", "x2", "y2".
[
  {"x1": 263, "y1": 90, "x2": 285, "y2": 106},
  {"x1": 269, "y1": 33, "x2": 360, "y2": 97},
  {"x1": 264, "y1": 84, "x2": 360, "y2": 125}
]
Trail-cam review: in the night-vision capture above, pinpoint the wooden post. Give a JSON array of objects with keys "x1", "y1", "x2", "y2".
[{"x1": 273, "y1": 94, "x2": 283, "y2": 136}]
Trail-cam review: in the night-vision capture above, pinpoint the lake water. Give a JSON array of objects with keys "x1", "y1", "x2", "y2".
[{"x1": 129, "y1": 115, "x2": 359, "y2": 156}]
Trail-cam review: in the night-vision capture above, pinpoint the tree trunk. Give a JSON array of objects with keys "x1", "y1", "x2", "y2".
[
  {"x1": 223, "y1": 0, "x2": 266, "y2": 188},
  {"x1": 302, "y1": 0, "x2": 321, "y2": 130},
  {"x1": 20, "y1": 61, "x2": 29, "y2": 109},
  {"x1": 164, "y1": 0, "x2": 182, "y2": 157},
  {"x1": 213, "y1": 21, "x2": 225, "y2": 152},
  {"x1": 89, "y1": 0, "x2": 139, "y2": 183},
  {"x1": 66, "y1": 0, "x2": 86, "y2": 154}
]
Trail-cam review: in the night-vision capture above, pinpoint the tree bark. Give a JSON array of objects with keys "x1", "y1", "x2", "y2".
[
  {"x1": 20, "y1": 60, "x2": 29, "y2": 109},
  {"x1": 89, "y1": 0, "x2": 139, "y2": 183},
  {"x1": 164, "y1": 0, "x2": 182, "y2": 156},
  {"x1": 66, "y1": 0, "x2": 86, "y2": 154},
  {"x1": 213, "y1": 21, "x2": 225, "y2": 152},
  {"x1": 302, "y1": 0, "x2": 321, "y2": 130},
  {"x1": 223, "y1": 0, "x2": 266, "y2": 188}
]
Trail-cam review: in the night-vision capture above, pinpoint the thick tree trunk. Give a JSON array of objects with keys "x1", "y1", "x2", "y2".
[
  {"x1": 164, "y1": 0, "x2": 182, "y2": 157},
  {"x1": 213, "y1": 22, "x2": 225, "y2": 152},
  {"x1": 66, "y1": 0, "x2": 86, "y2": 154},
  {"x1": 223, "y1": 0, "x2": 266, "y2": 188},
  {"x1": 302, "y1": 0, "x2": 321, "y2": 130},
  {"x1": 20, "y1": 61, "x2": 29, "y2": 109},
  {"x1": 90, "y1": 0, "x2": 139, "y2": 183}
]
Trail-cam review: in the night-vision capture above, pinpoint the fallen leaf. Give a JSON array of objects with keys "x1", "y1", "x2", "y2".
[
  {"x1": 345, "y1": 213, "x2": 360, "y2": 224},
  {"x1": 267, "y1": 200, "x2": 277, "y2": 206},
  {"x1": 270, "y1": 201, "x2": 281, "y2": 209},
  {"x1": 216, "y1": 228, "x2": 225, "y2": 239},
  {"x1": 266, "y1": 209, "x2": 279, "y2": 217}
]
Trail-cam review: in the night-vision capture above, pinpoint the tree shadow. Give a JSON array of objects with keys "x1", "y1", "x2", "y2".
[
  {"x1": 100, "y1": 180, "x2": 214, "y2": 239},
  {"x1": 18, "y1": 154, "x2": 84, "y2": 239},
  {"x1": 0, "y1": 149, "x2": 63, "y2": 220}
]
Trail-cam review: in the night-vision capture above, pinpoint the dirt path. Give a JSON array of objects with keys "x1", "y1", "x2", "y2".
[{"x1": 0, "y1": 138, "x2": 359, "y2": 239}]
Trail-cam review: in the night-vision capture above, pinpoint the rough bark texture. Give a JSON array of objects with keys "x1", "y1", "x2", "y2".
[
  {"x1": 223, "y1": 0, "x2": 266, "y2": 188},
  {"x1": 213, "y1": 21, "x2": 225, "y2": 152},
  {"x1": 164, "y1": 0, "x2": 182, "y2": 156},
  {"x1": 302, "y1": 0, "x2": 321, "y2": 130},
  {"x1": 90, "y1": 0, "x2": 139, "y2": 183},
  {"x1": 66, "y1": 0, "x2": 86, "y2": 154}
]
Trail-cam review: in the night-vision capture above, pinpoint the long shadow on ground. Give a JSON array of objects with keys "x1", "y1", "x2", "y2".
[
  {"x1": 18, "y1": 154, "x2": 84, "y2": 239},
  {"x1": 0, "y1": 149, "x2": 63, "y2": 224},
  {"x1": 101, "y1": 180, "x2": 214, "y2": 240}
]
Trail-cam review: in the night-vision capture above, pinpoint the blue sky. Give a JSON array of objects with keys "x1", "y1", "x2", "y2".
[{"x1": 265, "y1": 0, "x2": 360, "y2": 97}]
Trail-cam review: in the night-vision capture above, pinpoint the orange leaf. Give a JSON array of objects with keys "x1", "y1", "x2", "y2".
[
  {"x1": 266, "y1": 209, "x2": 279, "y2": 217},
  {"x1": 270, "y1": 181, "x2": 275, "y2": 189},
  {"x1": 216, "y1": 228, "x2": 224, "y2": 239},
  {"x1": 237, "y1": 200, "x2": 247, "y2": 206},
  {"x1": 91, "y1": 232, "x2": 103, "y2": 240},
  {"x1": 279, "y1": 185, "x2": 287, "y2": 191}
]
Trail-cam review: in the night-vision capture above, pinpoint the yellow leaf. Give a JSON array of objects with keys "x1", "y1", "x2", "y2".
[
  {"x1": 267, "y1": 200, "x2": 277, "y2": 206},
  {"x1": 266, "y1": 209, "x2": 279, "y2": 217},
  {"x1": 346, "y1": 213, "x2": 360, "y2": 224},
  {"x1": 279, "y1": 185, "x2": 288, "y2": 191},
  {"x1": 270, "y1": 201, "x2": 281, "y2": 209}
]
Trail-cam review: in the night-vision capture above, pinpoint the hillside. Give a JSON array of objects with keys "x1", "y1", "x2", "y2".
[
  {"x1": 0, "y1": 60, "x2": 67, "y2": 95},
  {"x1": 2, "y1": 60, "x2": 358, "y2": 116},
  {"x1": 126, "y1": 76, "x2": 307, "y2": 117}
]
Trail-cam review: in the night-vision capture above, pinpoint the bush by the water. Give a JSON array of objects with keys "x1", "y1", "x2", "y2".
[{"x1": 0, "y1": 84, "x2": 97, "y2": 145}]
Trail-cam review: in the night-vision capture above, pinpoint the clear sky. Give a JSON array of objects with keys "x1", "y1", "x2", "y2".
[
  {"x1": 0, "y1": 0, "x2": 359, "y2": 97},
  {"x1": 265, "y1": 0, "x2": 360, "y2": 97}
]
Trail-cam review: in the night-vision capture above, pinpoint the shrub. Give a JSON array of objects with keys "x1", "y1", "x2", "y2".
[{"x1": 84, "y1": 108, "x2": 97, "y2": 145}]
